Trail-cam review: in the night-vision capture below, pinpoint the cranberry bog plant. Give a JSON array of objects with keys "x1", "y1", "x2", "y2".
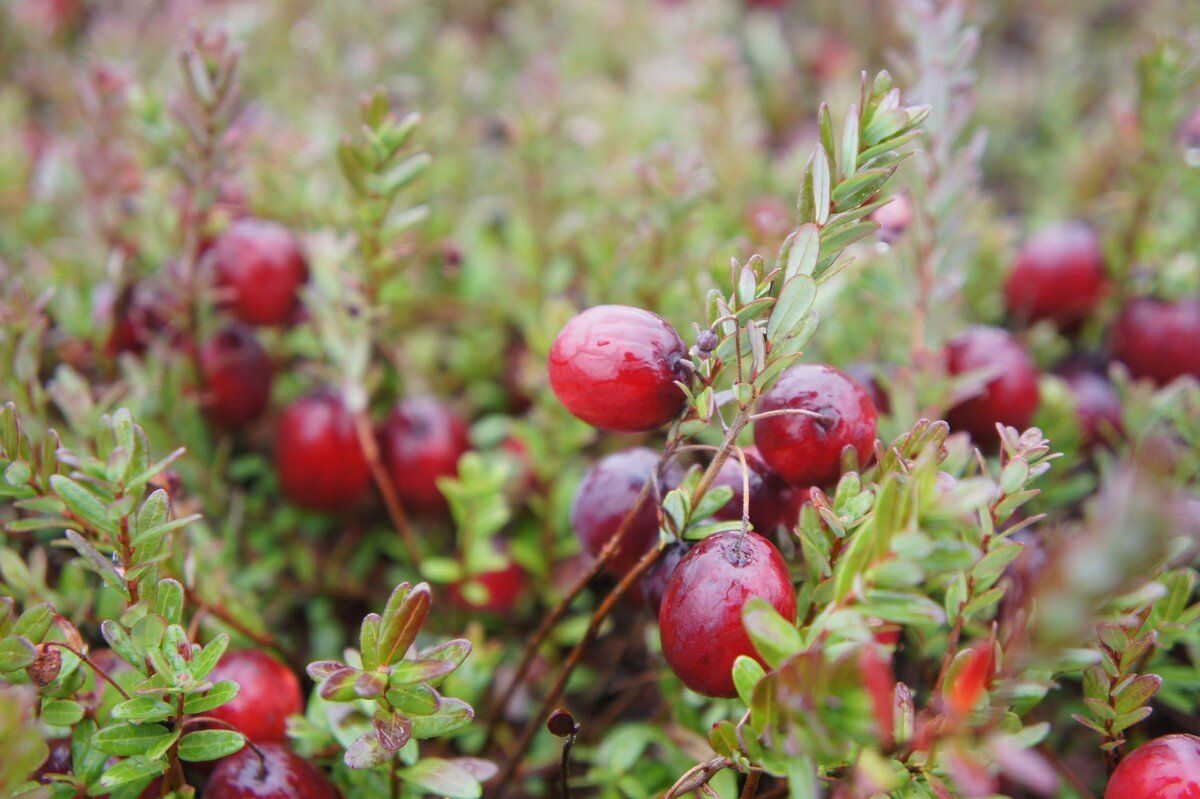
[{"x1": 1, "y1": 1, "x2": 1199, "y2": 798}]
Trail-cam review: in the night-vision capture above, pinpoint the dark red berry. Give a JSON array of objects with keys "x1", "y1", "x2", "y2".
[
  {"x1": 275, "y1": 392, "x2": 371, "y2": 512},
  {"x1": 199, "y1": 325, "x2": 274, "y2": 428},
  {"x1": 211, "y1": 219, "x2": 309, "y2": 327},
  {"x1": 204, "y1": 650, "x2": 303, "y2": 744},
  {"x1": 1004, "y1": 222, "x2": 1108, "y2": 326},
  {"x1": 571, "y1": 448, "x2": 684, "y2": 575},
  {"x1": 638, "y1": 540, "x2": 690, "y2": 614},
  {"x1": 1056, "y1": 362, "x2": 1122, "y2": 447},
  {"x1": 710, "y1": 447, "x2": 799, "y2": 533},
  {"x1": 206, "y1": 743, "x2": 342, "y2": 799},
  {"x1": 102, "y1": 282, "x2": 182, "y2": 356},
  {"x1": 451, "y1": 548, "x2": 527, "y2": 614},
  {"x1": 380, "y1": 397, "x2": 470, "y2": 513},
  {"x1": 548, "y1": 305, "x2": 689, "y2": 433},
  {"x1": 1111, "y1": 298, "x2": 1200, "y2": 386},
  {"x1": 659, "y1": 531, "x2": 796, "y2": 697},
  {"x1": 944, "y1": 326, "x2": 1040, "y2": 445},
  {"x1": 754, "y1": 364, "x2": 878, "y2": 488},
  {"x1": 1105, "y1": 734, "x2": 1200, "y2": 799}
]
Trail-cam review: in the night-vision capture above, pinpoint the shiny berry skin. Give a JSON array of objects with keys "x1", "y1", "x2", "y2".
[
  {"x1": 571, "y1": 448, "x2": 684, "y2": 575},
  {"x1": 1111, "y1": 298, "x2": 1200, "y2": 386},
  {"x1": 206, "y1": 743, "x2": 342, "y2": 799},
  {"x1": 1105, "y1": 734, "x2": 1200, "y2": 799},
  {"x1": 548, "y1": 305, "x2": 689, "y2": 433},
  {"x1": 659, "y1": 531, "x2": 796, "y2": 698},
  {"x1": 211, "y1": 219, "x2": 309, "y2": 327},
  {"x1": 638, "y1": 540, "x2": 690, "y2": 614},
  {"x1": 275, "y1": 392, "x2": 371, "y2": 512},
  {"x1": 1004, "y1": 222, "x2": 1108, "y2": 326},
  {"x1": 1056, "y1": 362, "x2": 1123, "y2": 447},
  {"x1": 710, "y1": 447, "x2": 799, "y2": 533},
  {"x1": 754, "y1": 364, "x2": 878, "y2": 488},
  {"x1": 944, "y1": 326, "x2": 1040, "y2": 445},
  {"x1": 380, "y1": 397, "x2": 471, "y2": 513},
  {"x1": 204, "y1": 650, "x2": 303, "y2": 744},
  {"x1": 199, "y1": 325, "x2": 274, "y2": 428}
]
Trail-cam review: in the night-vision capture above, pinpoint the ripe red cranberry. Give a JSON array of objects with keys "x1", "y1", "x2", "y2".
[
  {"x1": 380, "y1": 397, "x2": 471, "y2": 513},
  {"x1": 944, "y1": 326, "x2": 1040, "y2": 445},
  {"x1": 450, "y1": 546, "x2": 527, "y2": 614},
  {"x1": 1111, "y1": 298, "x2": 1200, "y2": 386},
  {"x1": 571, "y1": 448, "x2": 684, "y2": 575},
  {"x1": 199, "y1": 325, "x2": 274, "y2": 429},
  {"x1": 206, "y1": 743, "x2": 341, "y2": 799},
  {"x1": 210, "y1": 219, "x2": 309, "y2": 327},
  {"x1": 710, "y1": 447, "x2": 799, "y2": 533},
  {"x1": 1004, "y1": 222, "x2": 1108, "y2": 326},
  {"x1": 204, "y1": 650, "x2": 303, "y2": 744},
  {"x1": 275, "y1": 392, "x2": 371, "y2": 512},
  {"x1": 638, "y1": 540, "x2": 690, "y2": 614},
  {"x1": 1105, "y1": 735, "x2": 1200, "y2": 799},
  {"x1": 754, "y1": 364, "x2": 878, "y2": 488},
  {"x1": 548, "y1": 305, "x2": 690, "y2": 433},
  {"x1": 659, "y1": 531, "x2": 796, "y2": 697},
  {"x1": 1056, "y1": 362, "x2": 1123, "y2": 447}
]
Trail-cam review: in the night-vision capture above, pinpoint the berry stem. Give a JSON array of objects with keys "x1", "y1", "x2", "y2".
[
  {"x1": 44, "y1": 643, "x2": 131, "y2": 701},
  {"x1": 352, "y1": 410, "x2": 423, "y2": 568}
]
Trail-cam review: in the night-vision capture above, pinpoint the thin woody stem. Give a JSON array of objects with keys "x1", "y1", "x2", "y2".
[{"x1": 353, "y1": 410, "x2": 423, "y2": 568}]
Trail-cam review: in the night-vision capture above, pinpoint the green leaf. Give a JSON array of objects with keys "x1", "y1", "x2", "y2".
[
  {"x1": 860, "y1": 590, "x2": 947, "y2": 627},
  {"x1": 732, "y1": 656, "x2": 766, "y2": 706},
  {"x1": 811, "y1": 146, "x2": 831, "y2": 225},
  {"x1": 49, "y1": 475, "x2": 114, "y2": 535},
  {"x1": 183, "y1": 681, "x2": 239, "y2": 715},
  {"x1": 100, "y1": 620, "x2": 145, "y2": 674},
  {"x1": 130, "y1": 615, "x2": 166, "y2": 658},
  {"x1": 388, "y1": 659, "x2": 459, "y2": 686},
  {"x1": 399, "y1": 758, "x2": 483, "y2": 799},
  {"x1": 12, "y1": 603, "x2": 54, "y2": 642},
  {"x1": 189, "y1": 634, "x2": 229, "y2": 680},
  {"x1": 91, "y1": 723, "x2": 173, "y2": 757},
  {"x1": 0, "y1": 636, "x2": 37, "y2": 672},
  {"x1": 360, "y1": 613, "x2": 382, "y2": 672},
  {"x1": 345, "y1": 732, "x2": 391, "y2": 769},
  {"x1": 378, "y1": 583, "x2": 432, "y2": 667},
  {"x1": 418, "y1": 639, "x2": 472, "y2": 687},
  {"x1": 766, "y1": 275, "x2": 816, "y2": 343},
  {"x1": 177, "y1": 730, "x2": 246, "y2": 762},
  {"x1": 111, "y1": 697, "x2": 173, "y2": 723},
  {"x1": 63, "y1": 531, "x2": 127, "y2": 596},
  {"x1": 98, "y1": 757, "x2": 162, "y2": 789},
  {"x1": 40, "y1": 699, "x2": 85, "y2": 727},
  {"x1": 839, "y1": 104, "x2": 860, "y2": 179},
  {"x1": 387, "y1": 683, "x2": 440, "y2": 716},
  {"x1": 783, "y1": 224, "x2": 820, "y2": 280},
  {"x1": 409, "y1": 697, "x2": 474, "y2": 739},
  {"x1": 743, "y1": 598, "x2": 802, "y2": 669}
]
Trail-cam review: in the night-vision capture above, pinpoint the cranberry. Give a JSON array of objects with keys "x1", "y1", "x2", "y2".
[
  {"x1": 275, "y1": 392, "x2": 371, "y2": 512},
  {"x1": 710, "y1": 447, "x2": 799, "y2": 533},
  {"x1": 1105, "y1": 735, "x2": 1200, "y2": 799},
  {"x1": 380, "y1": 397, "x2": 470, "y2": 513},
  {"x1": 571, "y1": 448, "x2": 684, "y2": 575},
  {"x1": 103, "y1": 282, "x2": 182, "y2": 356},
  {"x1": 548, "y1": 305, "x2": 689, "y2": 433},
  {"x1": 1004, "y1": 222, "x2": 1108, "y2": 326},
  {"x1": 204, "y1": 650, "x2": 303, "y2": 744},
  {"x1": 1111, "y1": 298, "x2": 1200, "y2": 386},
  {"x1": 199, "y1": 325, "x2": 274, "y2": 429},
  {"x1": 944, "y1": 326, "x2": 1040, "y2": 445},
  {"x1": 659, "y1": 531, "x2": 796, "y2": 697},
  {"x1": 206, "y1": 743, "x2": 341, "y2": 799},
  {"x1": 210, "y1": 219, "x2": 309, "y2": 327},
  {"x1": 450, "y1": 547, "x2": 527, "y2": 614},
  {"x1": 638, "y1": 540, "x2": 690, "y2": 614},
  {"x1": 754, "y1": 364, "x2": 878, "y2": 488},
  {"x1": 1056, "y1": 362, "x2": 1122, "y2": 447}
]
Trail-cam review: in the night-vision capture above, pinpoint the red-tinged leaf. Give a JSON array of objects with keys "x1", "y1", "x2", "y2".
[
  {"x1": 373, "y1": 710, "x2": 412, "y2": 752},
  {"x1": 306, "y1": 660, "x2": 345, "y2": 681},
  {"x1": 946, "y1": 644, "x2": 995, "y2": 716},
  {"x1": 858, "y1": 648, "x2": 895, "y2": 747},
  {"x1": 319, "y1": 667, "x2": 361, "y2": 701},
  {"x1": 388, "y1": 658, "x2": 458, "y2": 686},
  {"x1": 354, "y1": 670, "x2": 387, "y2": 698},
  {"x1": 378, "y1": 583, "x2": 431, "y2": 667},
  {"x1": 345, "y1": 732, "x2": 390, "y2": 769}
]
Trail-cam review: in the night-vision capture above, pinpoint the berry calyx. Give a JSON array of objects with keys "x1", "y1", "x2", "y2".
[
  {"x1": 658, "y1": 531, "x2": 796, "y2": 697},
  {"x1": 944, "y1": 326, "x2": 1040, "y2": 445},
  {"x1": 206, "y1": 743, "x2": 342, "y2": 799},
  {"x1": 199, "y1": 324, "x2": 274, "y2": 429},
  {"x1": 275, "y1": 392, "x2": 371, "y2": 512},
  {"x1": 571, "y1": 448, "x2": 683, "y2": 575},
  {"x1": 210, "y1": 219, "x2": 309, "y2": 327},
  {"x1": 1110, "y1": 297, "x2": 1200, "y2": 386},
  {"x1": 1105, "y1": 734, "x2": 1200, "y2": 799},
  {"x1": 1004, "y1": 222, "x2": 1108, "y2": 326},
  {"x1": 710, "y1": 447, "x2": 800, "y2": 533},
  {"x1": 754, "y1": 364, "x2": 878, "y2": 488},
  {"x1": 379, "y1": 397, "x2": 470, "y2": 513},
  {"x1": 204, "y1": 650, "x2": 303, "y2": 744},
  {"x1": 548, "y1": 305, "x2": 689, "y2": 433}
]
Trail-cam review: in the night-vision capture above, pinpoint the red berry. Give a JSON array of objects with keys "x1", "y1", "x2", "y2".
[
  {"x1": 754, "y1": 364, "x2": 878, "y2": 488},
  {"x1": 571, "y1": 448, "x2": 684, "y2": 575},
  {"x1": 659, "y1": 531, "x2": 796, "y2": 697},
  {"x1": 548, "y1": 305, "x2": 689, "y2": 433},
  {"x1": 1111, "y1": 298, "x2": 1200, "y2": 386},
  {"x1": 710, "y1": 447, "x2": 799, "y2": 533},
  {"x1": 211, "y1": 219, "x2": 309, "y2": 327},
  {"x1": 204, "y1": 650, "x2": 303, "y2": 744},
  {"x1": 206, "y1": 743, "x2": 342, "y2": 799},
  {"x1": 638, "y1": 540, "x2": 690, "y2": 614},
  {"x1": 1105, "y1": 735, "x2": 1200, "y2": 799},
  {"x1": 1056, "y1": 362, "x2": 1122, "y2": 447},
  {"x1": 380, "y1": 397, "x2": 470, "y2": 513},
  {"x1": 944, "y1": 326, "x2": 1040, "y2": 445},
  {"x1": 1004, "y1": 222, "x2": 1108, "y2": 326},
  {"x1": 199, "y1": 325, "x2": 274, "y2": 428},
  {"x1": 451, "y1": 545, "x2": 527, "y2": 614},
  {"x1": 275, "y1": 392, "x2": 371, "y2": 512}
]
